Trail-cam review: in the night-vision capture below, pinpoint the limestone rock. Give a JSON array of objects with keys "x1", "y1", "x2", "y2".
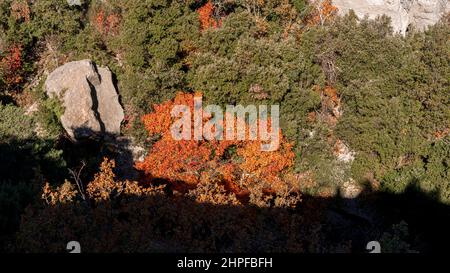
[
  {"x1": 96, "y1": 67, "x2": 124, "y2": 137},
  {"x1": 67, "y1": 0, "x2": 82, "y2": 6},
  {"x1": 340, "y1": 179, "x2": 363, "y2": 199},
  {"x1": 45, "y1": 60, "x2": 124, "y2": 140},
  {"x1": 331, "y1": 0, "x2": 449, "y2": 35}
]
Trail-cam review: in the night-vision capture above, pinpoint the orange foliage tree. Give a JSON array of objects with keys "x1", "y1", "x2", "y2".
[
  {"x1": 94, "y1": 8, "x2": 121, "y2": 36},
  {"x1": 0, "y1": 45, "x2": 24, "y2": 86},
  {"x1": 307, "y1": 0, "x2": 338, "y2": 26},
  {"x1": 136, "y1": 92, "x2": 296, "y2": 198},
  {"x1": 198, "y1": 1, "x2": 220, "y2": 31}
]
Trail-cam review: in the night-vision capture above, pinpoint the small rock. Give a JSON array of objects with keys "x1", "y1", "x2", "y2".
[
  {"x1": 24, "y1": 102, "x2": 39, "y2": 116},
  {"x1": 340, "y1": 179, "x2": 363, "y2": 199},
  {"x1": 67, "y1": 0, "x2": 82, "y2": 6},
  {"x1": 334, "y1": 139, "x2": 355, "y2": 163}
]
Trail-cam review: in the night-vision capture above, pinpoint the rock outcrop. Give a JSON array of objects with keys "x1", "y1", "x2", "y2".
[
  {"x1": 45, "y1": 60, "x2": 124, "y2": 140},
  {"x1": 67, "y1": 0, "x2": 82, "y2": 6},
  {"x1": 332, "y1": 0, "x2": 449, "y2": 35}
]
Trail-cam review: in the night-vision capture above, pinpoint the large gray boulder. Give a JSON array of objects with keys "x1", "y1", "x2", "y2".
[
  {"x1": 45, "y1": 60, "x2": 124, "y2": 140},
  {"x1": 331, "y1": 0, "x2": 449, "y2": 35}
]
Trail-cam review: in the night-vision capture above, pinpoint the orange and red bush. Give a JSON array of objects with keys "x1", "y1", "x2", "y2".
[
  {"x1": 94, "y1": 8, "x2": 121, "y2": 36},
  {"x1": 136, "y1": 92, "x2": 296, "y2": 198},
  {"x1": 198, "y1": 1, "x2": 221, "y2": 31},
  {"x1": 1, "y1": 45, "x2": 24, "y2": 86}
]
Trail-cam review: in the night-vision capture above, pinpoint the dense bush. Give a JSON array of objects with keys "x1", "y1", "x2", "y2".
[
  {"x1": 0, "y1": 103, "x2": 66, "y2": 250},
  {"x1": 300, "y1": 13, "x2": 449, "y2": 198},
  {"x1": 107, "y1": 0, "x2": 201, "y2": 120},
  {"x1": 0, "y1": 0, "x2": 86, "y2": 94},
  {"x1": 136, "y1": 92, "x2": 298, "y2": 200}
]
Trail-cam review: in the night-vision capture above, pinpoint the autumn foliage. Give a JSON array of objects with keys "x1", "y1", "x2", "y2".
[
  {"x1": 307, "y1": 0, "x2": 338, "y2": 26},
  {"x1": 198, "y1": 1, "x2": 220, "y2": 31},
  {"x1": 136, "y1": 92, "x2": 296, "y2": 198},
  {"x1": 10, "y1": 0, "x2": 31, "y2": 22},
  {"x1": 0, "y1": 45, "x2": 24, "y2": 86},
  {"x1": 94, "y1": 8, "x2": 121, "y2": 36},
  {"x1": 310, "y1": 85, "x2": 341, "y2": 126},
  {"x1": 17, "y1": 157, "x2": 312, "y2": 253}
]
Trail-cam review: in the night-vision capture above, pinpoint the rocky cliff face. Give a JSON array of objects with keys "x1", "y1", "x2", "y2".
[{"x1": 332, "y1": 0, "x2": 449, "y2": 34}]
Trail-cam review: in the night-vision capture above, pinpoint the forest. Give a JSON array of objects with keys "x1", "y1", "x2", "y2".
[{"x1": 0, "y1": 0, "x2": 449, "y2": 253}]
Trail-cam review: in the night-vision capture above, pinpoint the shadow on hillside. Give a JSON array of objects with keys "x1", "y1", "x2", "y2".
[
  {"x1": 60, "y1": 128, "x2": 141, "y2": 181},
  {"x1": 2, "y1": 132, "x2": 450, "y2": 253},
  {"x1": 0, "y1": 129, "x2": 138, "y2": 250},
  {"x1": 9, "y1": 182, "x2": 450, "y2": 253}
]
